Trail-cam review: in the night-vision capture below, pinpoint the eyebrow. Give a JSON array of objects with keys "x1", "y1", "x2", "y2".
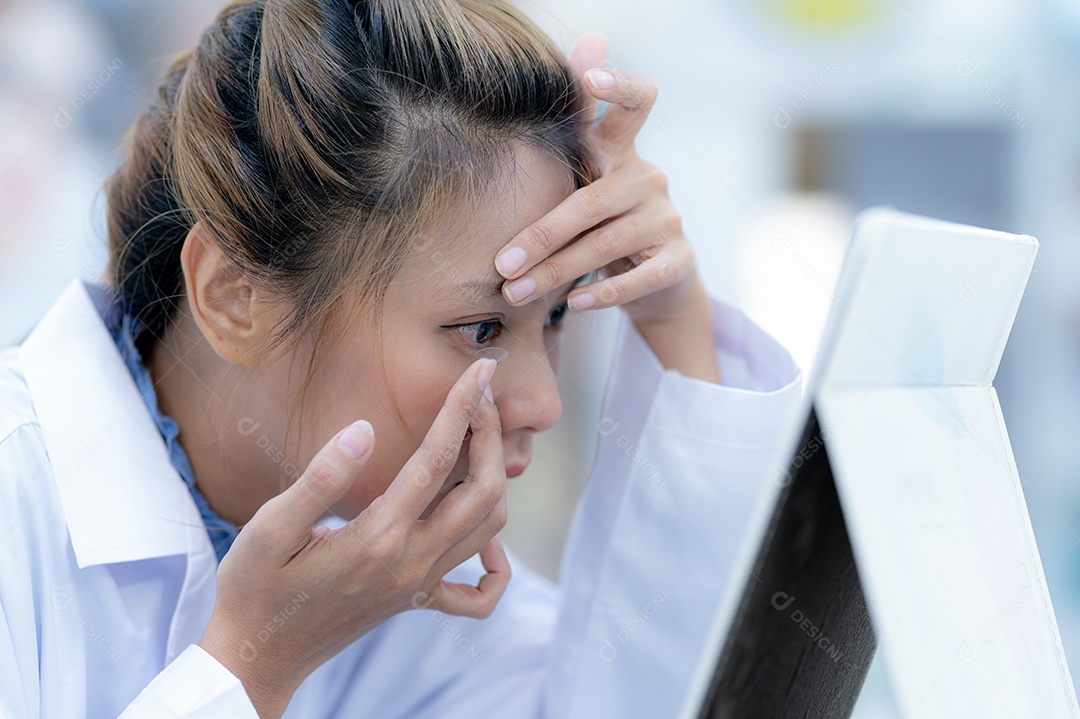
[
  {"x1": 443, "y1": 272, "x2": 592, "y2": 305},
  {"x1": 442, "y1": 277, "x2": 507, "y2": 304}
]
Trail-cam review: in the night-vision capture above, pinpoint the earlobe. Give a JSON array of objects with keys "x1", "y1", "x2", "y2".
[{"x1": 180, "y1": 221, "x2": 262, "y2": 366}]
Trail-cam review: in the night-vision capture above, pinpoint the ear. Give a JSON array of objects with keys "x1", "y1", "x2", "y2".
[{"x1": 180, "y1": 221, "x2": 267, "y2": 366}]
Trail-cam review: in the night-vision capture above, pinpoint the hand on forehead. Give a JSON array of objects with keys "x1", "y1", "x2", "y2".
[{"x1": 403, "y1": 143, "x2": 580, "y2": 308}]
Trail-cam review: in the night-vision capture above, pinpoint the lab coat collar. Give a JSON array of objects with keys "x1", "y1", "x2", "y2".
[{"x1": 20, "y1": 279, "x2": 209, "y2": 568}]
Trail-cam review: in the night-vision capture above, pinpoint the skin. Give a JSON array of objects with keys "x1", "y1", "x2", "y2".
[{"x1": 146, "y1": 37, "x2": 721, "y2": 718}]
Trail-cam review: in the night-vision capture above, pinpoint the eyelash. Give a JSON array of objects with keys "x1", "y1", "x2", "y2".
[{"x1": 447, "y1": 300, "x2": 571, "y2": 348}]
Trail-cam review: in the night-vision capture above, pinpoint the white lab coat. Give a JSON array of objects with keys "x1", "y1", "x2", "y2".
[{"x1": 0, "y1": 278, "x2": 801, "y2": 718}]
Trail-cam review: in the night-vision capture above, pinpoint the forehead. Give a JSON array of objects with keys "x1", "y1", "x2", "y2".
[{"x1": 402, "y1": 143, "x2": 576, "y2": 295}]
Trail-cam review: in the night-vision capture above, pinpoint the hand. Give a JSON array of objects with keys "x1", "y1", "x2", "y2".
[
  {"x1": 198, "y1": 358, "x2": 509, "y2": 719},
  {"x1": 494, "y1": 35, "x2": 719, "y2": 383},
  {"x1": 493, "y1": 34, "x2": 704, "y2": 329}
]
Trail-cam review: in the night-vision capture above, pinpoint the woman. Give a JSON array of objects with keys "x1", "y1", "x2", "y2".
[{"x1": 0, "y1": 0, "x2": 801, "y2": 716}]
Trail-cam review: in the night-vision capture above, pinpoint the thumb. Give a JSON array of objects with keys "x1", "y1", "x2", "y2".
[{"x1": 250, "y1": 420, "x2": 375, "y2": 557}]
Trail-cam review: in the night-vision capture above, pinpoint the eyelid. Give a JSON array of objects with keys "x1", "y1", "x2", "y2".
[
  {"x1": 441, "y1": 317, "x2": 506, "y2": 348},
  {"x1": 438, "y1": 315, "x2": 504, "y2": 330}
]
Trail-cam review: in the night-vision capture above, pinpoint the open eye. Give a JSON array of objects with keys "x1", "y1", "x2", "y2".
[
  {"x1": 545, "y1": 301, "x2": 569, "y2": 330},
  {"x1": 453, "y1": 319, "x2": 505, "y2": 347}
]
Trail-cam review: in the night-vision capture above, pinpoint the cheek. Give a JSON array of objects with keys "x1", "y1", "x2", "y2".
[{"x1": 327, "y1": 354, "x2": 466, "y2": 519}]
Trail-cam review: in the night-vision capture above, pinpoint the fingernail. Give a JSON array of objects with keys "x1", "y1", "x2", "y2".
[
  {"x1": 477, "y1": 358, "x2": 497, "y2": 391},
  {"x1": 569, "y1": 291, "x2": 595, "y2": 311},
  {"x1": 483, "y1": 384, "x2": 494, "y2": 403},
  {"x1": 337, "y1": 420, "x2": 373, "y2": 460},
  {"x1": 586, "y1": 69, "x2": 614, "y2": 90},
  {"x1": 504, "y1": 276, "x2": 535, "y2": 304},
  {"x1": 495, "y1": 247, "x2": 526, "y2": 277}
]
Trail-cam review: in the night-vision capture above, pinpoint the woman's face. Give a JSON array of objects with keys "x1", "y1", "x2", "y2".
[{"x1": 250, "y1": 144, "x2": 583, "y2": 519}]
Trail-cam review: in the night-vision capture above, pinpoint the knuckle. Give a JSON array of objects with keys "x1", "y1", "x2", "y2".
[
  {"x1": 410, "y1": 589, "x2": 434, "y2": 610},
  {"x1": 480, "y1": 478, "x2": 505, "y2": 517},
  {"x1": 491, "y1": 502, "x2": 508, "y2": 533},
  {"x1": 371, "y1": 527, "x2": 408, "y2": 565},
  {"x1": 597, "y1": 277, "x2": 623, "y2": 305},
  {"x1": 675, "y1": 239, "x2": 694, "y2": 264},
  {"x1": 474, "y1": 598, "x2": 496, "y2": 620},
  {"x1": 640, "y1": 244, "x2": 659, "y2": 261},
  {"x1": 244, "y1": 510, "x2": 284, "y2": 549},
  {"x1": 536, "y1": 260, "x2": 563, "y2": 289},
  {"x1": 595, "y1": 226, "x2": 623, "y2": 259},
  {"x1": 459, "y1": 399, "x2": 478, "y2": 425},
  {"x1": 652, "y1": 258, "x2": 677, "y2": 286},
  {"x1": 398, "y1": 564, "x2": 427, "y2": 593},
  {"x1": 364, "y1": 494, "x2": 391, "y2": 523},
  {"x1": 642, "y1": 77, "x2": 658, "y2": 105},
  {"x1": 303, "y1": 461, "x2": 339, "y2": 498},
  {"x1": 644, "y1": 162, "x2": 668, "y2": 193},
  {"x1": 662, "y1": 206, "x2": 682, "y2": 231},
  {"x1": 621, "y1": 218, "x2": 642, "y2": 247},
  {"x1": 526, "y1": 222, "x2": 559, "y2": 253},
  {"x1": 412, "y1": 463, "x2": 435, "y2": 489},
  {"x1": 471, "y1": 398, "x2": 501, "y2": 434},
  {"x1": 429, "y1": 443, "x2": 457, "y2": 478},
  {"x1": 579, "y1": 184, "x2": 609, "y2": 217}
]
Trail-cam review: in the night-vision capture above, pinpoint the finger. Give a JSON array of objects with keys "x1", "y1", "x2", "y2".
[
  {"x1": 569, "y1": 32, "x2": 608, "y2": 124},
  {"x1": 495, "y1": 172, "x2": 652, "y2": 293},
  {"x1": 423, "y1": 389, "x2": 505, "y2": 547},
  {"x1": 423, "y1": 396, "x2": 507, "y2": 583},
  {"x1": 427, "y1": 483, "x2": 507, "y2": 589},
  {"x1": 426, "y1": 536, "x2": 512, "y2": 620},
  {"x1": 583, "y1": 68, "x2": 657, "y2": 151},
  {"x1": 380, "y1": 358, "x2": 497, "y2": 520},
  {"x1": 251, "y1": 420, "x2": 375, "y2": 557},
  {"x1": 505, "y1": 208, "x2": 675, "y2": 302},
  {"x1": 570, "y1": 244, "x2": 691, "y2": 312}
]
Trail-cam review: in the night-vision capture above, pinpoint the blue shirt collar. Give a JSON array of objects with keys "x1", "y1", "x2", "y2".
[{"x1": 104, "y1": 304, "x2": 239, "y2": 563}]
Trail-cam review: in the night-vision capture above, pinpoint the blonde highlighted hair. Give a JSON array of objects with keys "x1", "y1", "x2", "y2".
[{"x1": 106, "y1": 0, "x2": 589, "y2": 359}]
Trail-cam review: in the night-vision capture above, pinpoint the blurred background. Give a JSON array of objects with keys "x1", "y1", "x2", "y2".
[{"x1": 3, "y1": 0, "x2": 1079, "y2": 714}]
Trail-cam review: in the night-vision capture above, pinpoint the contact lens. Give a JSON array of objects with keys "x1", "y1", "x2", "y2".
[{"x1": 476, "y1": 346, "x2": 509, "y2": 364}]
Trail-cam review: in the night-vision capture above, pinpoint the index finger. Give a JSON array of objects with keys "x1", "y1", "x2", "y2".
[
  {"x1": 494, "y1": 172, "x2": 650, "y2": 288},
  {"x1": 380, "y1": 358, "x2": 497, "y2": 519},
  {"x1": 423, "y1": 387, "x2": 505, "y2": 545}
]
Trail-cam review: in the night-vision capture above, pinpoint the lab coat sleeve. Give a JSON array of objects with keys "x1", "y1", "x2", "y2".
[
  {"x1": 118, "y1": 645, "x2": 258, "y2": 718},
  {"x1": 541, "y1": 296, "x2": 802, "y2": 717}
]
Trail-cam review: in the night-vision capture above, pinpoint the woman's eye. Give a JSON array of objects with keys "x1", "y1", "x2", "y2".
[
  {"x1": 457, "y1": 320, "x2": 504, "y2": 346},
  {"x1": 546, "y1": 301, "x2": 569, "y2": 329}
]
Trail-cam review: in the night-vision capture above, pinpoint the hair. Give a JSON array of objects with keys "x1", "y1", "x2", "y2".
[
  {"x1": 104, "y1": 0, "x2": 590, "y2": 492},
  {"x1": 105, "y1": 0, "x2": 589, "y2": 363}
]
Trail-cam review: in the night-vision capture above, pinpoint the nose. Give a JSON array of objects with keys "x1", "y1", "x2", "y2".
[{"x1": 494, "y1": 350, "x2": 562, "y2": 434}]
